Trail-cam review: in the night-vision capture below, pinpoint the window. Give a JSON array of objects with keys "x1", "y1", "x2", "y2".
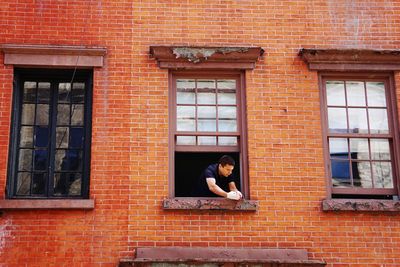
[
  {"x1": 170, "y1": 71, "x2": 248, "y2": 198},
  {"x1": 321, "y1": 74, "x2": 399, "y2": 198},
  {"x1": 7, "y1": 69, "x2": 92, "y2": 198}
]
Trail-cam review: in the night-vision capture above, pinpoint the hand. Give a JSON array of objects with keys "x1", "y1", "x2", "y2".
[
  {"x1": 226, "y1": 191, "x2": 241, "y2": 200},
  {"x1": 235, "y1": 190, "x2": 243, "y2": 199}
]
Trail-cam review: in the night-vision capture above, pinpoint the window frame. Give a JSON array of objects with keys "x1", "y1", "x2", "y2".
[
  {"x1": 319, "y1": 72, "x2": 400, "y2": 198},
  {"x1": 168, "y1": 70, "x2": 249, "y2": 199},
  {"x1": 6, "y1": 68, "x2": 93, "y2": 199}
]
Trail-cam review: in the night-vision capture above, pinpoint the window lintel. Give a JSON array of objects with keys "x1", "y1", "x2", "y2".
[
  {"x1": 150, "y1": 46, "x2": 264, "y2": 69},
  {"x1": 299, "y1": 48, "x2": 400, "y2": 71}
]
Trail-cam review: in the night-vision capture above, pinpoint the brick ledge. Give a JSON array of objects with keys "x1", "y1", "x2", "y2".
[
  {"x1": 163, "y1": 197, "x2": 258, "y2": 211},
  {"x1": 322, "y1": 199, "x2": 400, "y2": 212},
  {"x1": 0, "y1": 199, "x2": 94, "y2": 210}
]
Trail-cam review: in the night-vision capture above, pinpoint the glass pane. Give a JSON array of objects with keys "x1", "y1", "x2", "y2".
[
  {"x1": 21, "y1": 104, "x2": 35, "y2": 125},
  {"x1": 218, "y1": 107, "x2": 236, "y2": 119},
  {"x1": 53, "y1": 172, "x2": 66, "y2": 195},
  {"x1": 71, "y1": 104, "x2": 84, "y2": 126},
  {"x1": 177, "y1": 106, "x2": 195, "y2": 119},
  {"x1": 218, "y1": 136, "x2": 237, "y2": 146},
  {"x1": 177, "y1": 79, "x2": 195, "y2": 89},
  {"x1": 177, "y1": 91, "x2": 195, "y2": 104},
  {"x1": 70, "y1": 127, "x2": 84, "y2": 148},
  {"x1": 197, "y1": 80, "x2": 215, "y2": 89},
  {"x1": 36, "y1": 104, "x2": 49, "y2": 125},
  {"x1": 348, "y1": 108, "x2": 368, "y2": 133},
  {"x1": 217, "y1": 80, "x2": 236, "y2": 89},
  {"x1": 72, "y1": 83, "x2": 85, "y2": 103},
  {"x1": 369, "y1": 109, "x2": 389, "y2": 134},
  {"x1": 331, "y1": 160, "x2": 351, "y2": 187},
  {"x1": 23, "y1": 82, "x2": 36, "y2": 102},
  {"x1": 218, "y1": 92, "x2": 236, "y2": 105},
  {"x1": 37, "y1": 82, "x2": 50, "y2": 102},
  {"x1": 32, "y1": 173, "x2": 46, "y2": 195},
  {"x1": 198, "y1": 106, "x2": 216, "y2": 119},
  {"x1": 218, "y1": 119, "x2": 237, "y2": 132},
  {"x1": 19, "y1": 126, "x2": 33, "y2": 147},
  {"x1": 326, "y1": 81, "x2": 345, "y2": 106},
  {"x1": 55, "y1": 150, "x2": 82, "y2": 171},
  {"x1": 349, "y1": 138, "x2": 369, "y2": 160},
  {"x1": 33, "y1": 149, "x2": 48, "y2": 171},
  {"x1": 57, "y1": 104, "x2": 70, "y2": 125},
  {"x1": 198, "y1": 119, "x2": 216, "y2": 132},
  {"x1": 346, "y1": 81, "x2": 366, "y2": 106},
  {"x1": 370, "y1": 139, "x2": 391, "y2": 160},
  {"x1": 58, "y1": 83, "x2": 71, "y2": 103},
  {"x1": 327, "y1": 107, "x2": 347, "y2": 133},
  {"x1": 177, "y1": 119, "x2": 195, "y2": 131},
  {"x1": 352, "y1": 161, "x2": 372, "y2": 188},
  {"x1": 16, "y1": 172, "x2": 31, "y2": 195},
  {"x1": 366, "y1": 82, "x2": 386, "y2": 107},
  {"x1": 197, "y1": 92, "x2": 216, "y2": 104},
  {"x1": 56, "y1": 127, "x2": 69, "y2": 148},
  {"x1": 54, "y1": 173, "x2": 82, "y2": 196},
  {"x1": 176, "y1": 136, "x2": 196, "y2": 145},
  {"x1": 18, "y1": 149, "x2": 32, "y2": 171},
  {"x1": 68, "y1": 173, "x2": 82, "y2": 196},
  {"x1": 198, "y1": 136, "x2": 216, "y2": 145},
  {"x1": 329, "y1": 138, "x2": 348, "y2": 158},
  {"x1": 34, "y1": 126, "x2": 49, "y2": 147},
  {"x1": 372, "y1": 162, "x2": 393, "y2": 188}
]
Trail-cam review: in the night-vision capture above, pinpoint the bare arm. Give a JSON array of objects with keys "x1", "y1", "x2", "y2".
[{"x1": 206, "y1": 178, "x2": 228, "y2": 197}]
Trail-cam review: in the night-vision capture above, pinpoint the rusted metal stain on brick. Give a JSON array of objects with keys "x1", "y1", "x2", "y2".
[{"x1": 172, "y1": 47, "x2": 249, "y2": 63}]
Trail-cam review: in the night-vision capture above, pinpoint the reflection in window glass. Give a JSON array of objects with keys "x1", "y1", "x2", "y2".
[
  {"x1": 366, "y1": 82, "x2": 386, "y2": 107},
  {"x1": 326, "y1": 81, "x2": 345, "y2": 106},
  {"x1": 352, "y1": 161, "x2": 372, "y2": 188},
  {"x1": 349, "y1": 138, "x2": 369, "y2": 160},
  {"x1": 346, "y1": 81, "x2": 365, "y2": 106},
  {"x1": 372, "y1": 162, "x2": 393, "y2": 188},
  {"x1": 331, "y1": 160, "x2": 351, "y2": 187},
  {"x1": 218, "y1": 136, "x2": 237, "y2": 146},
  {"x1": 176, "y1": 136, "x2": 196, "y2": 145},
  {"x1": 329, "y1": 138, "x2": 348, "y2": 157},
  {"x1": 198, "y1": 119, "x2": 216, "y2": 132},
  {"x1": 369, "y1": 109, "x2": 389, "y2": 134},
  {"x1": 198, "y1": 136, "x2": 216, "y2": 145},
  {"x1": 348, "y1": 108, "x2": 368, "y2": 133},
  {"x1": 328, "y1": 107, "x2": 347, "y2": 133},
  {"x1": 370, "y1": 139, "x2": 390, "y2": 160}
]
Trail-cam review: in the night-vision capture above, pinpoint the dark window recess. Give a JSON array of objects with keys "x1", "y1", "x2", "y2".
[{"x1": 7, "y1": 69, "x2": 92, "y2": 198}]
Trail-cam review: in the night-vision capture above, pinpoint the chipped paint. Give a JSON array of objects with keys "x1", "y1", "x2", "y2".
[{"x1": 172, "y1": 47, "x2": 249, "y2": 63}]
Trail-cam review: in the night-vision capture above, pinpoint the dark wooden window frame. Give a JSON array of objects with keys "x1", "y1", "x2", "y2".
[{"x1": 7, "y1": 68, "x2": 93, "y2": 199}]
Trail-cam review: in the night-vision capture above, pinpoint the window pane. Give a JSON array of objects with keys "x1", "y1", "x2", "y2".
[
  {"x1": 177, "y1": 91, "x2": 195, "y2": 104},
  {"x1": 36, "y1": 104, "x2": 49, "y2": 125},
  {"x1": 54, "y1": 172, "x2": 82, "y2": 196},
  {"x1": 197, "y1": 92, "x2": 216, "y2": 104},
  {"x1": 21, "y1": 104, "x2": 35, "y2": 125},
  {"x1": 331, "y1": 160, "x2": 351, "y2": 187},
  {"x1": 372, "y1": 162, "x2": 393, "y2": 188},
  {"x1": 218, "y1": 136, "x2": 237, "y2": 146},
  {"x1": 34, "y1": 149, "x2": 48, "y2": 171},
  {"x1": 197, "y1": 80, "x2": 215, "y2": 89},
  {"x1": 23, "y1": 82, "x2": 36, "y2": 102},
  {"x1": 198, "y1": 119, "x2": 216, "y2": 132},
  {"x1": 18, "y1": 149, "x2": 32, "y2": 171},
  {"x1": 70, "y1": 127, "x2": 84, "y2": 148},
  {"x1": 177, "y1": 106, "x2": 195, "y2": 119},
  {"x1": 71, "y1": 104, "x2": 84, "y2": 126},
  {"x1": 218, "y1": 106, "x2": 236, "y2": 119},
  {"x1": 352, "y1": 161, "x2": 372, "y2": 188},
  {"x1": 32, "y1": 173, "x2": 46, "y2": 195},
  {"x1": 217, "y1": 80, "x2": 236, "y2": 89},
  {"x1": 369, "y1": 109, "x2": 389, "y2": 134},
  {"x1": 370, "y1": 139, "x2": 391, "y2": 160},
  {"x1": 34, "y1": 126, "x2": 49, "y2": 148},
  {"x1": 37, "y1": 82, "x2": 50, "y2": 102},
  {"x1": 198, "y1": 136, "x2": 216, "y2": 145},
  {"x1": 346, "y1": 81, "x2": 366, "y2": 106},
  {"x1": 177, "y1": 119, "x2": 195, "y2": 131},
  {"x1": 57, "y1": 104, "x2": 70, "y2": 125},
  {"x1": 72, "y1": 83, "x2": 85, "y2": 103},
  {"x1": 366, "y1": 82, "x2": 386, "y2": 107},
  {"x1": 20, "y1": 126, "x2": 33, "y2": 147},
  {"x1": 348, "y1": 108, "x2": 368, "y2": 133},
  {"x1": 329, "y1": 138, "x2": 348, "y2": 158},
  {"x1": 218, "y1": 92, "x2": 236, "y2": 105},
  {"x1": 55, "y1": 150, "x2": 82, "y2": 172},
  {"x1": 56, "y1": 127, "x2": 69, "y2": 148},
  {"x1": 218, "y1": 119, "x2": 237, "y2": 132},
  {"x1": 177, "y1": 79, "x2": 195, "y2": 89},
  {"x1": 16, "y1": 172, "x2": 31, "y2": 195},
  {"x1": 326, "y1": 81, "x2": 345, "y2": 106},
  {"x1": 176, "y1": 136, "x2": 196, "y2": 145},
  {"x1": 349, "y1": 138, "x2": 369, "y2": 160},
  {"x1": 198, "y1": 106, "x2": 216, "y2": 119},
  {"x1": 58, "y1": 83, "x2": 71, "y2": 103},
  {"x1": 327, "y1": 107, "x2": 347, "y2": 133}
]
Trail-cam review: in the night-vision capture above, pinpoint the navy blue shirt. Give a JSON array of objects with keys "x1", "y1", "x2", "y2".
[{"x1": 194, "y1": 163, "x2": 235, "y2": 197}]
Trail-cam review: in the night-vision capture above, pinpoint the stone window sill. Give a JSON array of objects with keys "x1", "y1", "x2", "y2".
[
  {"x1": 163, "y1": 198, "x2": 258, "y2": 211},
  {"x1": 0, "y1": 199, "x2": 94, "y2": 210},
  {"x1": 322, "y1": 199, "x2": 400, "y2": 212}
]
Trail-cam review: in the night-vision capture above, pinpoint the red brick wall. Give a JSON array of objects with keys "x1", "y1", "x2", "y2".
[{"x1": 1, "y1": 0, "x2": 400, "y2": 266}]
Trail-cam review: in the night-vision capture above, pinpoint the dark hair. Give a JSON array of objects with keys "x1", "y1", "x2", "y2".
[{"x1": 218, "y1": 155, "x2": 235, "y2": 167}]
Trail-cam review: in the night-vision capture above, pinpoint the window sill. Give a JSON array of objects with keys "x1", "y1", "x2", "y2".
[
  {"x1": 163, "y1": 198, "x2": 258, "y2": 211},
  {"x1": 0, "y1": 199, "x2": 94, "y2": 210},
  {"x1": 322, "y1": 199, "x2": 400, "y2": 212}
]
